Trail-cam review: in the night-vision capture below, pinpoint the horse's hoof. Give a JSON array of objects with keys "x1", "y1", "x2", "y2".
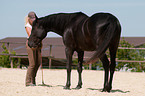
[
  {"x1": 102, "y1": 89, "x2": 110, "y2": 92},
  {"x1": 63, "y1": 86, "x2": 71, "y2": 90},
  {"x1": 75, "y1": 85, "x2": 82, "y2": 89},
  {"x1": 102, "y1": 84, "x2": 112, "y2": 92},
  {"x1": 102, "y1": 86, "x2": 111, "y2": 92}
]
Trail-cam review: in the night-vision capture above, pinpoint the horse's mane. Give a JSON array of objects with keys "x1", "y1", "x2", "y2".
[{"x1": 37, "y1": 12, "x2": 88, "y2": 32}]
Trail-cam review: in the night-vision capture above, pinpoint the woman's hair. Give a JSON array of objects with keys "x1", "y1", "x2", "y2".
[
  {"x1": 24, "y1": 15, "x2": 29, "y2": 26},
  {"x1": 24, "y1": 12, "x2": 36, "y2": 26},
  {"x1": 24, "y1": 11, "x2": 36, "y2": 26}
]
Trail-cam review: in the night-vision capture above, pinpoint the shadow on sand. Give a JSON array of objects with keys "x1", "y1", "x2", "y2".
[
  {"x1": 38, "y1": 83, "x2": 53, "y2": 87},
  {"x1": 37, "y1": 84, "x2": 130, "y2": 93},
  {"x1": 38, "y1": 84, "x2": 65, "y2": 88},
  {"x1": 87, "y1": 88, "x2": 130, "y2": 93}
]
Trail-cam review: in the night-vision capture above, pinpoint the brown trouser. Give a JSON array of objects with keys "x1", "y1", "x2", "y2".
[{"x1": 25, "y1": 40, "x2": 42, "y2": 86}]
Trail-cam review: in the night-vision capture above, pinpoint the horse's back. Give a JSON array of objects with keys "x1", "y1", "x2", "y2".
[
  {"x1": 87, "y1": 12, "x2": 121, "y2": 37},
  {"x1": 88, "y1": 13, "x2": 120, "y2": 28},
  {"x1": 85, "y1": 12, "x2": 121, "y2": 48},
  {"x1": 90, "y1": 13, "x2": 118, "y2": 21}
]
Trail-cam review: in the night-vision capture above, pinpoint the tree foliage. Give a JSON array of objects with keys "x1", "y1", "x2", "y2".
[
  {"x1": 0, "y1": 43, "x2": 17, "y2": 68},
  {"x1": 117, "y1": 38, "x2": 145, "y2": 72},
  {"x1": 73, "y1": 38, "x2": 145, "y2": 72}
]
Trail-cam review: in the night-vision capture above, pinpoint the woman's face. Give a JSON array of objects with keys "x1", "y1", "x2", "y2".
[{"x1": 28, "y1": 17, "x2": 36, "y2": 25}]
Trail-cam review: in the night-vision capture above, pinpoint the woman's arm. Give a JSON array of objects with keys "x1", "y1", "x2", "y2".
[{"x1": 25, "y1": 27, "x2": 31, "y2": 37}]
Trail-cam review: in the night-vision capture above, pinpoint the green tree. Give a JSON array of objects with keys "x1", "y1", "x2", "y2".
[
  {"x1": 116, "y1": 38, "x2": 144, "y2": 72},
  {"x1": 73, "y1": 38, "x2": 145, "y2": 72},
  {"x1": 136, "y1": 44, "x2": 145, "y2": 72},
  {"x1": 0, "y1": 43, "x2": 17, "y2": 68}
]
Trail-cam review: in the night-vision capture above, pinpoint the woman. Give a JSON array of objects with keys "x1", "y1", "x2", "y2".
[{"x1": 24, "y1": 11, "x2": 42, "y2": 86}]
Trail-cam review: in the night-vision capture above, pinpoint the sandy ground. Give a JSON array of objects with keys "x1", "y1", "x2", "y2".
[{"x1": 0, "y1": 68, "x2": 145, "y2": 96}]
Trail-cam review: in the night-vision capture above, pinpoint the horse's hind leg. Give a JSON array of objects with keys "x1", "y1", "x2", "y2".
[
  {"x1": 108, "y1": 36, "x2": 120, "y2": 92},
  {"x1": 100, "y1": 54, "x2": 110, "y2": 92},
  {"x1": 75, "y1": 51, "x2": 84, "y2": 89}
]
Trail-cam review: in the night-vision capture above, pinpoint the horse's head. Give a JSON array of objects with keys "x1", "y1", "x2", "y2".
[{"x1": 28, "y1": 18, "x2": 47, "y2": 48}]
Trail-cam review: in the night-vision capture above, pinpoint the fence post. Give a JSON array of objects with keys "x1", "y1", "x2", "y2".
[
  {"x1": 49, "y1": 45, "x2": 52, "y2": 69},
  {"x1": 10, "y1": 59, "x2": 13, "y2": 68},
  {"x1": 89, "y1": 63, "x2": 92, "y2": 70}
]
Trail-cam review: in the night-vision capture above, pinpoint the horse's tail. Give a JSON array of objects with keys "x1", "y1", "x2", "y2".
[{"x1": 84, "y1": 18, "x2": 120, "y2": 65}]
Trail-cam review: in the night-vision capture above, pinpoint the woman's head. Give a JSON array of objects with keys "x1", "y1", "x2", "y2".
[{"x1": 28, "y1": 11, "x2": 36, "y2": 25}]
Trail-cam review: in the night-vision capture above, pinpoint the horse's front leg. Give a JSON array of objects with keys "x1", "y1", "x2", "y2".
[
  {"x1": 64, "y1": 48, "x2": 74, "y2": 89},
  {"x1": 75, "y1": 51, "x2": 84, "y2": 89}
]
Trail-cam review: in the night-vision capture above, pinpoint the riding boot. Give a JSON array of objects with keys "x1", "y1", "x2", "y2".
[{"x1": 26, "y1": 67, "x2": 36, "y2": 86}]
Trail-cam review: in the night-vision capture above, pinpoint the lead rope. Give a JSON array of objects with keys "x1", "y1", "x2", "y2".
[{"x1": 40, "y1": 51, "x2": 45, "y2": 85}]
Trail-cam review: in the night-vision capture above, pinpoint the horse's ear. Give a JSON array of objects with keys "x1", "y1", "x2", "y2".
[
  {"x1": 35, "y1": 14, "x2": 38, "y2": 22},
  {"x1": 35, "y1": 14, "x2": 38, "y2": 19}
]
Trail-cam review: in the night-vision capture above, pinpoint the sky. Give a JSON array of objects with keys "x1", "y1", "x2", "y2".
[{"x1": 0, "y1": 0, "x2": 145, "y2": 39}]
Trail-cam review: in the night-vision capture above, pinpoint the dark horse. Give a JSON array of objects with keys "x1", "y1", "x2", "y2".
[{"x1": 28, "y1": 12, "x2": 121, "y2": 92}]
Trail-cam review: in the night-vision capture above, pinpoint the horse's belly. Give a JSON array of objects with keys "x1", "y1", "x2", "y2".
[{"x1": 78, "y1": 42, "x2": 96, "y2": 51}]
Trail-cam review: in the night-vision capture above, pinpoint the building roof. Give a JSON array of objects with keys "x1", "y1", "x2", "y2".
[
  {"x1": 120, "y1": 37, "x2": 145, "y2": 47},
  {"x1": 0, "y1": 37, "x2": 66, "y2": 59},
  {"x1": 0, "y1": 37, "x2": 145, "y2": 59}
]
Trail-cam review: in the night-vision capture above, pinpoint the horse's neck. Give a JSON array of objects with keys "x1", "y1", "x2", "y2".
[{"x1": 40, "y1": 14, "x2": 71, "y2": 36}]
